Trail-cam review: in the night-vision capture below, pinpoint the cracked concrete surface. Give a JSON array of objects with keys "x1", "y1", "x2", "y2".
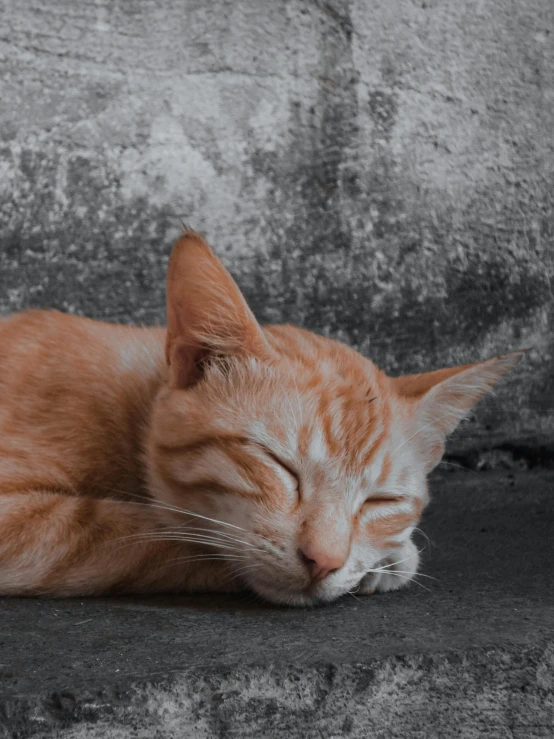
[{"x1": 1, "y1": 467, "x2": 553, "y2": 737}]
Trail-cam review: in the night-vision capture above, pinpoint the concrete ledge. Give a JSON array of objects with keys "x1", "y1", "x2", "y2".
[{"x1": 2, "y1": 468, "x2": 553, "y2": 738}]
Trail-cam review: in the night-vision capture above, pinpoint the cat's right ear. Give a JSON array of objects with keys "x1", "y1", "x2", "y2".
[
  {"x1": 165, "y1": 229, "x2": 271, "y2": 389},
  {"x1": 391, "y1": 352, "x2": 524, "y2": 471}
]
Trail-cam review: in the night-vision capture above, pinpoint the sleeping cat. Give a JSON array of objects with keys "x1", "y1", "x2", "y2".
[{"x1": 0, "y1": 230, "x2": 521, "y2": 605}]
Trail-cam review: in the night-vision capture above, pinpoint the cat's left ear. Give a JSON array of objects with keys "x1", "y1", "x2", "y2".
[
  {"x1": 165, "y1": 229, "x2": 272, "y2": 389},
  {"x1": 392, "y1": 352, "x2": 525, "y2": 471}
]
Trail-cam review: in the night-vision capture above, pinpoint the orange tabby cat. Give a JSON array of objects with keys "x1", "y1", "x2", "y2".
[{"x1": 0, "y1": 230, "x2": 522, "y2": 605}]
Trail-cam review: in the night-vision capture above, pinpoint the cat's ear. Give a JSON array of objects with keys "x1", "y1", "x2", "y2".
[
  {"x1": 165, "y1": 229, "x2": 271, "y2": 389},
  {"x1": 392, "y1": 352, "x2": 525, "y2": 471}
]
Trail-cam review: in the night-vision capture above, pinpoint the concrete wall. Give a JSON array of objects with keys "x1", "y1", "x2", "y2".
[{"x1": 1, "y1": 0, "x2": 553, "y2": 450}]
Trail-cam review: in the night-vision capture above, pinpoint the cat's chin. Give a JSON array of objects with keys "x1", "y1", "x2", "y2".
[{"x1": 242, "y1": 573, "x2": 347, "y2": 607}]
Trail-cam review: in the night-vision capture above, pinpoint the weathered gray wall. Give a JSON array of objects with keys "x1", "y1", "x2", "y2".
[{"x1": 1, "y1": 0, "x2": 553, "y2": 450}]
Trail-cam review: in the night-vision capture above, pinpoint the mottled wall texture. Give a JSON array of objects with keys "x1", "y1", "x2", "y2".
[{"x1": 1, "y1": 0, "x2": 553, "y2": 451}]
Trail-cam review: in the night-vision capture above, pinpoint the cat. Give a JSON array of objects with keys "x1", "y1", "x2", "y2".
[{"x1": 0, "y1": 229, "x2": 522, "y2": 605}]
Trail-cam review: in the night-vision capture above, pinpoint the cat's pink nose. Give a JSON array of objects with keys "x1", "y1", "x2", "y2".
[{"x1": 298, "y1": 544, "x2": 346, "y2": 582}]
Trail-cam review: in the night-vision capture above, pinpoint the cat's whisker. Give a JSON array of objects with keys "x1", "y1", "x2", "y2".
[
  {"x1": 215, "y1": 562, "x2": 260, "y2": 585},
  {"x1": 119, "y1": 491, "x2": 252, "y2": 533},
  {"x1": 93, "y1": 489, "x2": 213, "y2": 524},
  {"x1": 399, "y1": 571, "x2": 437, "y2": 581},
  {"x1": 252, "y1": 540, "x2": 286, "y2": 560},
  {"x1": 219, "y1": 563, "x2": 261, "y2": 587},
  {"x1": 375, "y1": 568, "x2": 438, "y2": 581},
  {"x1": 400, "y1": 576, "x2": 432, "y2": 593},
  {"x1": 229, "y1": 562, "x2": 261, "y2": 575},
  {"x1": 90, "y1": 485, "x2": 254, "y2": 538},
  {"x1": 373, "y1": 547, "x2": 425, "y2": 572},
  {"x1": 110, "y1": 533, "x2": 249, "y2": 552},
  {"x1": 171, "y1": 524, "x2": 265, "y2": 550},
  {"x1": 412, "y1": 527, "x2": 436, "y2": 549},
  {"x1": 346, "y1": 589, "x2": 362, "y2": 602},
  {"x1": 128, "y1": 497, "x2": 267, "y2": 545},
  {"x1": 365, "y1": 568, "x2": 432, "y2": 592},
  {"x1": 122, "y1": 525, "x2": 265, "y2": 551},
  {"x1": 109, "y1": 528, "x2": 238, "y2": 544},
  {"x1": 149, "y1": 554, "x2": 246, "y2": 576},
  {"x1": 110, "y1": 525, "x2": 266, "y2": 554},
  {"x1": 152, "y1": 554, "x2": 248, "y2": 572},
  {"x1": 158, "y1": 554, "x2": 244, "y2": 566}
]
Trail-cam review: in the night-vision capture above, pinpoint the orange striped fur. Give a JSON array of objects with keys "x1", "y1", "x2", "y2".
[{"x1": 0, "y1": 231, "x2": 523, "y2": 604}]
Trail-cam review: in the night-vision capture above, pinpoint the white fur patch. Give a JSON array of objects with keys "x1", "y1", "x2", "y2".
[{"x1": 307, "y1": 425, "x2": 328, "y2": 463}]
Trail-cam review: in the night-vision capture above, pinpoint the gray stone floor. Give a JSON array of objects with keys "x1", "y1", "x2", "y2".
[{"x1": 1, "y1": 467, "x2": 553, "y2": 738}]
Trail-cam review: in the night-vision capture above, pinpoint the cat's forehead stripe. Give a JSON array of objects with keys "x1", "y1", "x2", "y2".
[
  {"x1": 375, "y1": 453, "x2": 392, "y2": 487},
  {"x1": 311, "y1": 392, "x2": 386, "y2": 471}
]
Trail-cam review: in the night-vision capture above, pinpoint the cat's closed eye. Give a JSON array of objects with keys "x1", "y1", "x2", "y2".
[
  {"x1": 364, "y1": 494, "x2": 406, "y2": 506},
  {"x1": 259, "y1": 447, "x2": 300, "y2": 491}
]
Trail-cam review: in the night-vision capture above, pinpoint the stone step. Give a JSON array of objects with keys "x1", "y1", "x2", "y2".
[{"x1": 2, "y1": 468, "x2": 553, "y2": 738}]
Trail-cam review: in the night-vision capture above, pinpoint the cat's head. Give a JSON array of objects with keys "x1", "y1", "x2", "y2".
[{"x1": 147, "y1": 230, "x2": 522, "y2": 605}]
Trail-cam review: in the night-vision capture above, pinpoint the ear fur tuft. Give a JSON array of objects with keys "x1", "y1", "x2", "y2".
[
  {"x1": 393, "y1": 351, "x2": 524, "y2": 471},
  {"x1": 165, "y1": 231, "x2": 271, "y2": 389}
]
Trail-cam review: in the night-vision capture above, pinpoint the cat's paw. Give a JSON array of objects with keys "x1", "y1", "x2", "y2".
[
  {"x1": 357, "y1": 541, "x2": 420, "y2": 595},
  {"x1": 356, "y1": 571, "x2": 382, "y2": 595}
]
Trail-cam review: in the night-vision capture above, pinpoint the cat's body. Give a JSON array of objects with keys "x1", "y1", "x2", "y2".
[
  {"x1": 0, "y1": 311, "x2": 204, "y2": 595},
  {"x1": 0, "y1": 231, "x2": 522, "y2": 604},
  {"x1": 0, "y1": 310, "x2": 165, "y2": 503}
]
